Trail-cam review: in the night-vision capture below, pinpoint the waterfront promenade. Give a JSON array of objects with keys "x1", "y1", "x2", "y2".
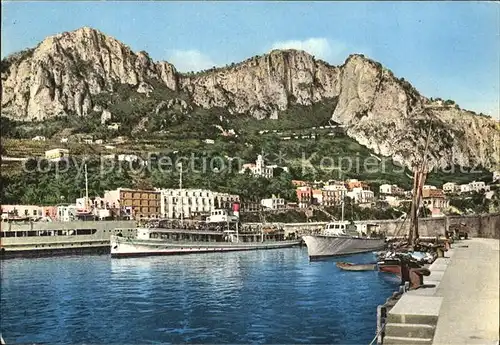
[
  {"x1": 432, "y1": 238, "x2": 499, "y2": 345},
  {"x1": 384, "y1": 238, "x2": 499, "y2": 345}
]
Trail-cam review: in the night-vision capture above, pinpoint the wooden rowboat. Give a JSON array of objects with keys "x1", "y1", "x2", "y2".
[{"x1": 336, "y1": 261, "x2": 377, "y2": 271}]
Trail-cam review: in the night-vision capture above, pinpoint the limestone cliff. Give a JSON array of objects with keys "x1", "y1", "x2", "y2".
[
  {"x1": 1, "y1": 27, "x2": 178, "y2": 120},
  {"x1": 332, "y1": 55, "x2": 499, "y2": 170},
  {"x1": 1, "y1": 27, "x2": 498, "y2": 170},
  {"x1": 179, "y1": 50, "x2": 340, "y2": 119}
]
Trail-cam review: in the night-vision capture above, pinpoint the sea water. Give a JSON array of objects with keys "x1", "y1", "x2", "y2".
[{"x1": 1, "y1": 247, "x2": 399, "y2": 344}]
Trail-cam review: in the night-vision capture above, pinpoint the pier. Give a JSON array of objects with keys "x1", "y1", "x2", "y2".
[{"x1": 380, "y1": 238, "x2": 499, "y2": 344}]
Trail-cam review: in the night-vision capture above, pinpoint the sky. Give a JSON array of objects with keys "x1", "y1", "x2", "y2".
[{"x1": 1, "y1": 1, "x2": 499, "y2": 119}]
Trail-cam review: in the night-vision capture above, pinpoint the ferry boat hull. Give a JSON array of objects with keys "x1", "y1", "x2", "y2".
[
  {"x1": 1, "y1": 245, "x2": 110, "y2": 259},
  {"x1": 110, "y1": 235, "x2": 302, "y2": 258},
  {"x1": 0, "y1": 221, "x2": 136, "y2": 260},
  {"x1": 302, "y1": 235, "x2": 386, "y2": 259}
]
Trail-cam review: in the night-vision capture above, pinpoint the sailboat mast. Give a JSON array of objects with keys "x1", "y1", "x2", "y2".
[
  {"x1": 408, "y1": 169, "x2": 418, "y2": 245},
  {"x1": 179, "y1": 163, "x2": 183, "y2": 225},
  {"x1": 341, "y1": 190, "x2": 345, "y2": 222},
  {"x1": 410, "y1": 123, "x2": 433, "y2": 247}
]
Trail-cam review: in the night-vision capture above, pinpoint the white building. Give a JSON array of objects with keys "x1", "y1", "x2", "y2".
[
  {"x1": 493, "y1": 171, "x2": 500, "y2": 183},
  {"x1": 45, "y1": 148, "x2": 70, "y2": 162},
  {"x1": 117, "y1": 154, "x2": 147, "y2": 166},
  {"x1": 423, "y1": 185, "x2": 437, "y2": 190},
  {"x1": 75, "y1": 197, "x2": 92, "y2": 212},
  {"x1": 239, "y1": 155, "x2": 274, "y2": 179},
  {"x1": 460, "y1": 184, "x2": 471, "y2": 194},
  {"x1": 261, "y1": 196, "x2": 285, "y2": 210},
  {"x1": 323, "y1": 184, "x2": 346, "y2": 191},
  {"x1": 107, "y1": 122, "x2": 121, "y2": 130},
  {"x1": 443, "y1": 182, "x2": 459, "y2": 193},
  {"x1": 57, "y1": 205, "x2": 78, "y2": 222},
  {"x1": 346, "y1": 187, "x2": 375, "y2": 204},
  {"x1": 379, "y1": 184, "x2": 404, "y2": 195},
  {"x1": 379, "y1": 184, "x2": 392, "y2": 195},
  {"x1": 159, "y1": 189, "x2": 239, "y2": 219},
  {"x1": 383, "y1": 196, "x2": 401, "y2": 207},
  {"x1": 266, "y1": 164, "x2": 290, "y2": 173},
  {"x1": 32, "y1": 136, "x2": 46, "y2": 141},
  {"x1": 460, "y1": 181, "x2": 490, "y2": 193}
]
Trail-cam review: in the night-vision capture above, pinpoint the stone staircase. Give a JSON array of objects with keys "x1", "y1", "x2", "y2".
[
  {"x1": 381, "y1": 252, "x2": 453, "y2": 344},
  {"x1": 383, "y1": 295, "x2": 441, "y2": 344}
]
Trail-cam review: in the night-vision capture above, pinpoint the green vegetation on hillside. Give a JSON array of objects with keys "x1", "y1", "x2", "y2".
[{"x1": 1, "y1": 81, "x2": 494, "y2": 207}]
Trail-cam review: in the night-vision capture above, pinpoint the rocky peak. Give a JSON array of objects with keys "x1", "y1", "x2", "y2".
[
  {"x1": 331, "y1": 51, "x2": 498, "y2": 170},
  {"x1": 178, "y1": 48, "x2": 340, "y2": 118},
  {"x1": 1, "y1": 27, "x2": 498, "y2": 171},
  {"x1": 1, "y1": 27, "x2": 178, "y2": 120}
]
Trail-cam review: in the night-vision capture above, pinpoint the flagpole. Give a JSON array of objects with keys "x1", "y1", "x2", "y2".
[
  {"x1": 85, "y1": 163, "x2": 89, "y2": 212},
  {"x1": 179, "y1": 163, "x2": 183, "y2": 225}
]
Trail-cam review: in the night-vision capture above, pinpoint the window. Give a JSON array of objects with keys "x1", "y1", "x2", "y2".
[{"x1": 76, "y1": 229, "x2": 97, "y2": 235}]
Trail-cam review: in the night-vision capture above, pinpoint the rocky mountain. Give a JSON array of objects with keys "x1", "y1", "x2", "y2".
[{"x1": 1, "y1": 27, "x2": 499, "y2": 170}]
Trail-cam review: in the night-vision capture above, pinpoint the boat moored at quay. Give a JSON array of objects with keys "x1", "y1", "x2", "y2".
[
  {"x1": 0, "y1": 220, "x2": 136, "y2": 259},
  {"x1": 110, "y1": 210, "x2": 302, "y2": 258},
  {"x1": 302, "y1": 221, "x2": 386, "y2": 259}
]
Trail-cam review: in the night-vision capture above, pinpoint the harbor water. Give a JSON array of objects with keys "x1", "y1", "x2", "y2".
[{"x1": 1, "y1": 247, "x2": 399, "y2": 344}]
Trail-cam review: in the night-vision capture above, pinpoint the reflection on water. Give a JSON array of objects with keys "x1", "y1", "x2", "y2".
[{"x1": 1, "y1": 248, "x2": 398, "y2": 344}]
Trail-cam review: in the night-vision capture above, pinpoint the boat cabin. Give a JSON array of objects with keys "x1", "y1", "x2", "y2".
[
  {"x1": 324, "y1": 221, "x2": 359, "y2": 236},
  {"x1": 205, "y1": 209, "x2": 238, "y2": 224}
]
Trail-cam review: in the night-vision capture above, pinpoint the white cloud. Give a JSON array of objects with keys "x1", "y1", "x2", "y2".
[
  {"x1": 270, "y1": 38, "x2": 374, "y2": 65},
  {"x1": 166, "y1": 49, "x2": 217, "y2": 73},
  {"x1": 271, "y1": 38, "x2": 348, "y2": 64}
]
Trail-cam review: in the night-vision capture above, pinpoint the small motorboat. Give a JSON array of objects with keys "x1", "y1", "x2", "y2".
[{"x1": 336, "y1": 261, "x2": 377, "y2": 271}]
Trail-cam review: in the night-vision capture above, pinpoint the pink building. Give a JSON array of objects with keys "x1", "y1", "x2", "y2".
[{"x1": 42, "y1": 206, "x2": 58, "y2": 220}]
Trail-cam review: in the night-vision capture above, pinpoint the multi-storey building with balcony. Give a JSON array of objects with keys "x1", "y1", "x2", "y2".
[
  {"x1": 459, "y1": 181, "x2": 490, "y2": 194},
  {"x1": 296, "y1": 186, "x2": 313, "y2": 208},
  {"x1": 103, "y1": 188, "x2": 161, "y2": 220},
  {"x1": 159, "y1": 189, "x2": 239, "y2": 219},
  {"x1": 321, "y1": 184, "x2": 347, "y2": 206},
  {"x1": 422, "y1": 188, "x2": 449, "y2": 213}
]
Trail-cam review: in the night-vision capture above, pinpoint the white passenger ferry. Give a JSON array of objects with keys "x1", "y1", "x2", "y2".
[{"x1": 110, "y1": 209, "x2": 301, "y2": 258}]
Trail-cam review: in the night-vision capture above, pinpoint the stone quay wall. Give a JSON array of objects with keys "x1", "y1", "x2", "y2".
[{"x1": 279, "y1": 213, "x2": 500, "y2": 239}]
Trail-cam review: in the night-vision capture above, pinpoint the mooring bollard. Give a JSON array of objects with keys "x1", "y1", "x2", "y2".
[{"x1": 376, "y1": 305, "x2": 387, "y2": 345}]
